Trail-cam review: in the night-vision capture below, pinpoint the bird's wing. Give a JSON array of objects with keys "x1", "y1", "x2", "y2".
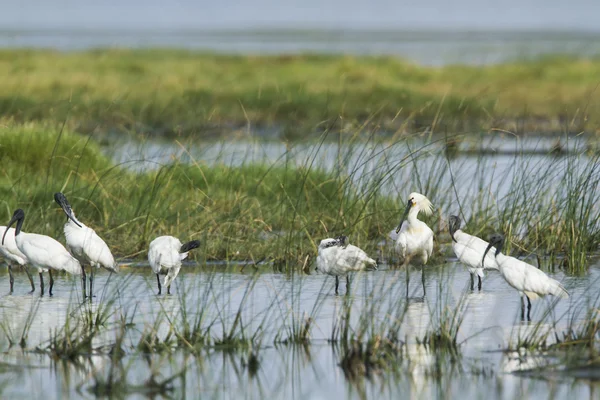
[
  {"x1": 338, "y1": 245, "x2": 376, "y2": 271},
  {"x1": 425, "y1": 228, "x2": 434, "y2": 258},
  {"x1": 20, "y1": 234, "x2": 80, "y2": 273},
  {"x1": 81, "y1": 229, "x2": 117, "y2": 272},
  {"x1": 521, "y1": 260, "x2": 567, "y2": 297},
  {"x1": 395, "y1": 232, "x2": 408, "y2": 258}
]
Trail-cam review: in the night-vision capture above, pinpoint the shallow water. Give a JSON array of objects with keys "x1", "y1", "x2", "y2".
[
  {"x1": 109, "y1": 133, "x2": 595, "y2": 215},
  {"x1": 0, "y1": 256, "x2": 597, "y2": 399}
]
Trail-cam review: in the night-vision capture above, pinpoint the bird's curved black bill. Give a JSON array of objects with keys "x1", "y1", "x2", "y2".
[{"x1": 54, "y1": 192, "x2": 82, "y2": 228}]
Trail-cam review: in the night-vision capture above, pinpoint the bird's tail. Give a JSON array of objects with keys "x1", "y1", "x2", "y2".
[
  {"x1": 64, "y1": 257, "x2": 82, "y2": 275},
  {"x1": 180, "y1": 240, "x2": 201, "y2": 253},
  {"x1": 163, "y1": 266, "x2": 181, "y2": 289},
  {"x1": 552, "y1": 281, "x2": 569, "y2": 299}
]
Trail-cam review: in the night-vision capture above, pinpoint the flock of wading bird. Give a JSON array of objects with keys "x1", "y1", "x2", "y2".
[
  {"x1": 0, "y1": 192, "x2": 569, "y2": 320},
  {"x1": 316, "y1": 192, "x2": 568, "y2": 321}
]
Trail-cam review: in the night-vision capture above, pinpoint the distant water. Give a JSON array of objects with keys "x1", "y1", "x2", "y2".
[
  {"x1": 2, "y1": 29, "x2": 600, "y2": 65},
  {"x1": 2, "y1": 0, "x2": 600, "y2": 64}
]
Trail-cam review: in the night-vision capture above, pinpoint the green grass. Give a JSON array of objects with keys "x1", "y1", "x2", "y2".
[{"x1": 1, "y1": 50, "x2": 600, "y2": 135}]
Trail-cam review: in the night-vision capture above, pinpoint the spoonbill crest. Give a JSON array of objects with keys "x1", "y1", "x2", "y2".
[
  {"x1": 395, "y1": 192, "x2": 434, "y2": 295},
  {"x1": 448, "y1": 215, "x2": 499, "y2": 291},
  {"x1": 315, "y1": 235, "x2": 377, "y2": 295},
  {"x1": 0, "y1": 226, "x2": 35, "y2": 293},
  {"x1": 148, "y1": 236, "x2": 201, "y2": 295},
  {"x1": 54, "y1": 193, "x2": 118, "y2": 298},
  {"x1": 2, "y1": 209, "x2": 81, "y2": 296},
  {"x1": 482, "y1": 233, "x2": 568, "y2": 321}
]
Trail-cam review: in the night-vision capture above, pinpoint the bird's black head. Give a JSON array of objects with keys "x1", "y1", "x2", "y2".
[
  {"x1": 481, "y1": 233, "x2": 504, "y2": 268},
  {"x1": 334, "y1": 235, "x2": 348, "y2": 247},
  {"x1": 3, "y1": 209, "x2": 25, "y2": 245},
  {"x1": 54, "y1": 192, "x2": 82, "y2": 228},
  {"x1": 488, "y1": 234, "x2": 505, "y2": 253},
  {"x1": 448, "y1": 215, "x2": 461, "y2": 241}
]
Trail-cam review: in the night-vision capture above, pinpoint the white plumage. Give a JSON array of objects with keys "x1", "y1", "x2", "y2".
[
  {"x1": 148, "y1": 235, "x2": 201, "y2": 295},
  {"x1": 2, "y1": 209, "x2": 81, "y2": 296},
  {"x1": 448, "y1": 215, "x2": 498, "y2": 291},
  {"x1": 55, "y1": 193, "x2": 117, "y2": 297},
  {"x1": 394, "y1": 192, "x2": 434, "y2": 295},
  {"x1": 395, "y1": 192, "x2": 434, "y2": 267},
  {"x1": 0, "y1": 226, "x2": 35, "y2": 292},
  {"x1": 315, "y1": 236, "x2": 377, "y2": 295},
  {"x1": 482, "y1": 234, "x2": 568, "y2": 320}
]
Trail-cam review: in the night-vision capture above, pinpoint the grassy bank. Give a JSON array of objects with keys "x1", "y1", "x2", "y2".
[
  {"x1": 0, "y1": 122, "x2": 399, "y2": 265},
  {"x1": 1, "y1": 49, "x2": 600, "y2": 136}
]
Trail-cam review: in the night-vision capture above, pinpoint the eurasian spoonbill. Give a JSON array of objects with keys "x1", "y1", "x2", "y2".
[
  {"x1": 448, "y1": 215, "x2": 498, "y2": 291},
  {"x1": 394, "y1": 192, "x2": 434, "y2": 295},
  {"x1": 315, "y1": 235, "x2": 377, "y2": 295},
  {"x1": 482, "y1": 233, "x2": 568, "y2": 321},
  {"x1": 54, "y1": 192, "x2": 118, "y2": 298},
  {"x1": 2, "y1": 209, "x2": 81, "y2": 296},
  {"x1": 148, "y1": 236, "x2": 201, "y2": 295}
]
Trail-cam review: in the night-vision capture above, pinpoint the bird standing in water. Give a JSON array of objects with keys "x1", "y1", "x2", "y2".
[
  {"x1": 394, "y1": 192, "x2": 434, "y2": 295},
  {"x1": 3, "y1": 209, "x2": 81, "y2": 296},
  {"x1": 55, "y1": 193, "x2": 118, "y2": 298},
  {"x1": 448, "y1": 215, "x2": 498, "y2": 291},
  {"x1": 315, "y1": 235, "x2": 377, "y2": 295},
  {"x1": 0, "y1": 226, "x2": 35, "y2": 293},
  {"x1": 482, "y1": 233, "x2": 568, "y2": 321},
  {"x1": 148, "y1": 236, "x2": 201, "y2": 295}
]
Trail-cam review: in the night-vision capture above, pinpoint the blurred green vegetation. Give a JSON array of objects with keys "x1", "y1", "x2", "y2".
[{"x1": 0, "y1": 50, "x2": 599, "y2": 136}]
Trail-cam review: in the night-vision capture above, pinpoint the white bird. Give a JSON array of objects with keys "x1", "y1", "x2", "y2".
[
  {"x1": 482, "y1": 234, "x2": 569, "y2": 321},
  {"x1": 394, "y1": 192, "x2": 434, "y2": 295},
  {"x1": 2, "y1": 209, "x2": 81, "y2": 296},
  {"x1": 148, "y1": 236, "x2": 201, "y2": 295},
  {"x1": 54, "y1": 193, "x2": 118, "y2": 298},
  {"x1": 0, "y1": 226, "x2": 35, "y2": 293},
  {"x1": 448, "y1": 215, "x2": 499, "y2": 291},
  {"x1": 315, "y1": 235, "x2": 377, "y2": 295}
]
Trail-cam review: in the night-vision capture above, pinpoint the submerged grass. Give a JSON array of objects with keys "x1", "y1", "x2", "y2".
[{"x1": 0, "y1": 50, "x2": 600, "y2": 135}]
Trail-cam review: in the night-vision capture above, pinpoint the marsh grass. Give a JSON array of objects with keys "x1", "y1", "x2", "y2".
[
  {"x1": 2, "y1": 120, "x2": 600, "y2": 274},
  {"x1": 1, "y1": 50, "x2": 599, "y2": 135}
]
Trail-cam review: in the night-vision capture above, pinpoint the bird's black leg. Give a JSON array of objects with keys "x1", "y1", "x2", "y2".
[
  {"x1": 405, "y1": 262, "x2": 410, "y2": 297},
  {"x1": 48, "y1": 270, "x2": 54, "y2": 296},
  {"x1": 526, "y1": 296, "x2": 532, "y2": 321},
  {"x1": 8, "y1": 265, "x2": 14, "y2": 293},
  {"x1": 156, "y1": 274, "x2": 162, "y2": 295},
  {"x1": 167, "y1": 285, "x2": 171, "y2": 295},
  {"x1": 346, "y1": 275, "x2": 351, "y2": 295},
  {"x1": 520, "y1": 295, "x2": 525, "y2": 321},
  {"x1": 478, "y1": 276, "x2": 482, "y2": 291},
  {"x1": 39, "y1": 272, "x2": 45, "y2": 296},
  {"x1": 335, "y1": 276, "x2": 339, "y2": 296},
  {"x1": 23, "y1": 266, "x2": 35, "y2": 293},
  {"x1": 469, "y1": 273, "x2": 474, "y2": 291},
  {"x1": 421, "y1": 268, "x2": 426, "y2": 297},
  {"x1": 89, "y1": 267, "x2": 94, "y2": 299},
  {"x1": 81, "y1": 265, "x2": 87, "y2": 298}
]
